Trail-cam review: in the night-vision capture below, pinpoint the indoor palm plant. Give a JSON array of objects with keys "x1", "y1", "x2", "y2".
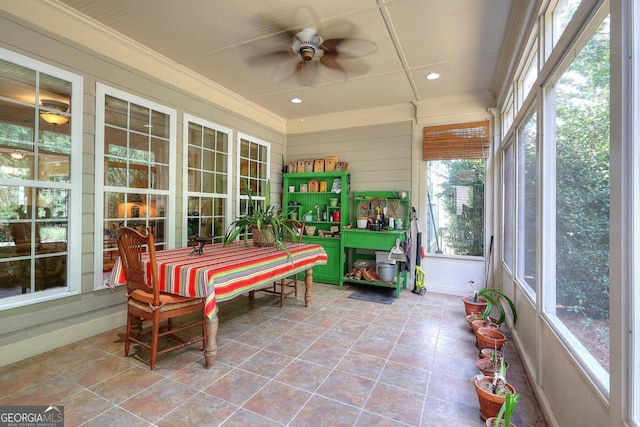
[{"x1": 224, "y1": 179, "x2": 295, "y2": 252}]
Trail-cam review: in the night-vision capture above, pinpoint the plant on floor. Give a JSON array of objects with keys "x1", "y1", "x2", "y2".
[
  {"x1": 474, "y1": 287, "x2": 518, "y2": 326},
  {"x1": 224, "y1": 179, "x2": 295, "y2": 252},
  {"x1": 487, "y1": 391, "x2": 520, "y2": 427},
  {"x1": 474, "y1": 357, "x2": 517, "y2": 419}
]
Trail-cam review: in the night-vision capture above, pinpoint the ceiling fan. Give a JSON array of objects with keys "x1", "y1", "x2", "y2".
[{"x1": 244, "y1": 14, "x2": 378, "y2": 84}]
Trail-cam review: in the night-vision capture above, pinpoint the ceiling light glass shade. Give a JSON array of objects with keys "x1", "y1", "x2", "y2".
[
  {"x1": 40, "y1": 99, "x2": 70, "y2": 125},
  {"x1": 40, "y1": 112, "x2": 70, "y2": 125},
  {"x1": 10, "y1": 150, "x2": 25, "y2": 159}
]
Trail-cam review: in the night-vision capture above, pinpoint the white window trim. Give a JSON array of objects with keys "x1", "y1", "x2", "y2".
[
  {"x1": 93, "y1": 83, "x2": 177, "y2": 290},
  {"x1": 0, "y1": 47, "x2": 83, "y2": 310},
  {"x1": 182, "y1": 113, "x2": 233, "y2": 245}
]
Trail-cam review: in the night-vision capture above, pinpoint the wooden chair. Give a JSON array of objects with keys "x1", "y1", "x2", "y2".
[
  {"x1": 249, "y1": 219, "x2": 305, "y2": 307},
  {"x1": 116, "y1": 226, "x2": 206, "y2": 370}
]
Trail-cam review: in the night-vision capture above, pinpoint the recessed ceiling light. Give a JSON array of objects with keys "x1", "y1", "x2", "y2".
[
  {"x1": 426, "y1": 72, "x2": 441, "y2": 80},
  {"x1": 290, "y1": 97, "x2": 302, "y2": 104}
]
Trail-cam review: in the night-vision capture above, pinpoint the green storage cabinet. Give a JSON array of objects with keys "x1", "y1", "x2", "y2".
[{"x1": 283, "y1": 171, "x2": 350, "y2": 285}]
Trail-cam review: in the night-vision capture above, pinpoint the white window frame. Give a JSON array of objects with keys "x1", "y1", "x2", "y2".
[
  {"x1": 182, "y1": 113, "x2": 233, "y2": 245},
  {"x1": 0, "y1": 47, "x2": 83, "y2": 310},
  {"x1": 93, "y1": 83, "x2": 176, "y2": 289}
]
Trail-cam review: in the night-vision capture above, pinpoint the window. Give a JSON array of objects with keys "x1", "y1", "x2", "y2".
[
  {"x1": 547, "y1": 14, "x2": 610, "y2": 378},
  {"x1": 423, "y1": 121, "x2": 490, "y2": 257},
  {"x1": 94, "y1": 84, "x2": 176, "y2": 288},
  {"x1": 183, "y1": 114, "x2": 232, "y2": 244},
  {"x1": 234, "y1": 133, "x2": 270, "y2": 240},
  {"x1": 0, "y1": 48, "x2": 82, "y2": 308},
  {"x1": 502, "y1": 140, "x2": 515, "y2": 271},
  {"x1": 516, "y1": 111, "x2": 537, "y2": 294},
  {"x1": 427, "y1": 160, "x2": 485, "y2": 256}
]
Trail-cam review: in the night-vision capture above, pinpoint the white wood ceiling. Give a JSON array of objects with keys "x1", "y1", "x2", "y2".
[{"x1": 56, "y1": 0, "x2": 512, "y2": 120}]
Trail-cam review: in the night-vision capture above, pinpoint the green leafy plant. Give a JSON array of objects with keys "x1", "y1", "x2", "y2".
[
  {"x1": 223, "y1": 180, "x2": 295, "y2": 253},
  {"x1": 474, "y1": 288, "x2": 517, "y2": 326},
  {"x1": 493, "y1": 392, "x2": 520, "y2": 427}
]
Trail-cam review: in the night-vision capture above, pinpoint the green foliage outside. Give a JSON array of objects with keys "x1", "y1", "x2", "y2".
[
  {"x1": 555, "y1": 18, "x2": 610, "y2": 321},
  {"x1": 429, "y1": 159, "x2": 485, "y2": 257}
]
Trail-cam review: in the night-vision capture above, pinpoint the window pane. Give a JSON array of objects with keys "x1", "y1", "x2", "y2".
[
  {"x1": 554, "y1": 16, "x2": 610, "y2": 373},
  {"x1": 185, "y1": 118, "x2": 231, "y2": 244},
  {"x1": 0, "y1": 56, "x2": 76, "y2": 302},
  {"x1": 101, "y1": 94, "x2": 172, "y2": 273},
  {"x1": 552, "y1": 0, "x2": 581, "y2": 46},
  {"x1": 503, "y1": 142, "x2": 515, "y2": 270},
  {"x1": 426, "y1": 159, "x2": 485, "y2": 256},
  {"x1": 517, "y1": 112, "x2": 537, "y2": 292}
]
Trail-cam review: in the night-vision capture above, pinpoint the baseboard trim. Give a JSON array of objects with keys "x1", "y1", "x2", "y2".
[{"x1": 0, "y1": 310, "x2": 125, "y2": 367}]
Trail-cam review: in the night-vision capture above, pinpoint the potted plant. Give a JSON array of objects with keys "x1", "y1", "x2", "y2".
[
  {"x1": 463, "y1": 280, "x2": 489, "y2": 315},
  {"x1": 476, "y1": 327, "x2": 507, "y2": 351},
  {"x1": 224, "y1": 180, "x2": 295, "y2": 252},
  {"x1": 474, "y1": 358, "x2": 517, "y2": 420},
  {"x1": 486, "y1": 392, "x2": 520, "y2": 427},
  {"x1": 464, "y1": 280, "x2": 518, "y2": 327},
  {"x1": 476, "y1": 351, "x2": 509, "y2": 377}
]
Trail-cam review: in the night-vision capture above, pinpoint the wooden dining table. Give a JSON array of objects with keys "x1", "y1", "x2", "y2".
[{"x1": 108, "y1": 241, "x2": 328, "y2": 368}]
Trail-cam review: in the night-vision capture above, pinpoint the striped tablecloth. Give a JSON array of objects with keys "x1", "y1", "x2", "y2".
[{"x1": 108, "y1": 241, "x2": 328, "y2": 318}]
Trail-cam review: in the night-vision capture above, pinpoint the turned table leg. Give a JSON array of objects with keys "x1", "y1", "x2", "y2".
[
  {"x1": 304, "y1": 268, "x2": 313, "y2": 307},
  {"x1": 204, "y1": 314, "x2": 219, "y2": 369}
]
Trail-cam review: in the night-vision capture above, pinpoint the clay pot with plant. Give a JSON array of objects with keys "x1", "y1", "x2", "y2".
[
  {"x1": 476, "y1": 356, "x2": 509, "y2": 377},
  {"x1": 485, "y1": 391, "x2": 520, "y2": 427},
  {"x1": 474, "y1": 359, "x2": 517, "y2": 420},
  {"x1": 476, "y1": 327, "x2": 507, "y2": 351},
  {"x1": 464, "y1": 281, "x2": 518, "y2": 328}
]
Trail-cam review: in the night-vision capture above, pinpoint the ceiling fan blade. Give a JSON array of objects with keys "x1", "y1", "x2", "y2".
[
  {"x1": 321, "y1": 38, "x2": 378, "y2": 59},
  {"x1": 245, "y1": 50, "x2": 293, "y2": 69},
  {"x1": 272, "y1": 60, "x2": 303, "y2": 84}
]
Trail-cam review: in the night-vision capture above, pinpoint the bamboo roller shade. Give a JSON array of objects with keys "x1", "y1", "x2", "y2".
[{"x1": 423, "y1": 120, "x2": 490, "y2": 161}]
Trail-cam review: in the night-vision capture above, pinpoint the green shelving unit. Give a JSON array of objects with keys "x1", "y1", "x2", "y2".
[
  {"x1": 340, "y1": 190, "x2": 411, "y2": 297},
  {"x1": 283, "y1": 171, "x2": 350, "y2": 285}
]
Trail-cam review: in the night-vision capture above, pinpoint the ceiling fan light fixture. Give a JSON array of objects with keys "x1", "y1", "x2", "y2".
[{"x1": 40, "y1": 99, "x2": 70, "y2": 125}]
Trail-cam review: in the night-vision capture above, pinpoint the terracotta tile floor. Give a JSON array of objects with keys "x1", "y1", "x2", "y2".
[{"x1": 0, "y1": 283, "x2": 548, "y2": 426}]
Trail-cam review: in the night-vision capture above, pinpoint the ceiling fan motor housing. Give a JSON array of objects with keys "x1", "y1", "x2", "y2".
[{"x1": 292, "y1": 28, "x2": 323, "y2": 61}]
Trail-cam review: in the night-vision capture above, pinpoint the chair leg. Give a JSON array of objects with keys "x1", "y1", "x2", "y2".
[
  {"x1": 149, "y1": 313, "x2": 160, "y2": 370},
  {"x1": 124, "y1": 312, "x2": 133, "y2": 357},
  {"x1": 280, "y1": 278, "x2": 286, "y2": 307}
]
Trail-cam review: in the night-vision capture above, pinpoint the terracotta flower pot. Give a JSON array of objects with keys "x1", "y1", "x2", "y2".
[
  {"x1": 476, "y1": 357, "x2": 509, "y2": 377},
  {"x1": 476, "y1": 327, "x2": 506, "y2": 351},
  {"x1": 463, "y1": 295, "x2": 487, "y2": 316},
  {"x1": 479, "y1": 348, "x2": 504, "y2": 360},
  {"x1": 485, "y1": 417, "x2": 517, "y2": 427},
  {"x1": 472, "y1": 319, "x2": 499, "y2": 334},
  {"x1": 474, "y1": 375, "x2": 517, "y2": 419}
]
